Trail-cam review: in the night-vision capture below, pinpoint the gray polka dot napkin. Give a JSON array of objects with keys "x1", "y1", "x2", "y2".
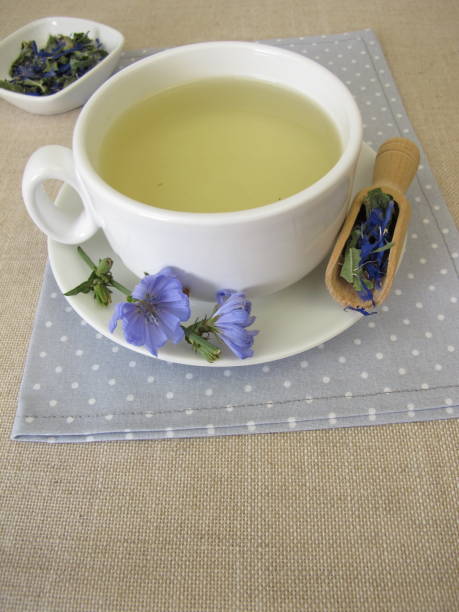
[{"x1": 13, "y1": 30, "x2": 458, "y2": 442}]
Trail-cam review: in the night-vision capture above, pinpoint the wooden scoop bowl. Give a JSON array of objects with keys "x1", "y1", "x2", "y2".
[{"x1": 325, "y1": 137, "x2": 420, "y2": 310}]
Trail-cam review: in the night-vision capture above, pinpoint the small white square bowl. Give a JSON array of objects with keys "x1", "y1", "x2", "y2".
[{"x1": 0, "y1": 16, "x2": 124, "y2": 115}]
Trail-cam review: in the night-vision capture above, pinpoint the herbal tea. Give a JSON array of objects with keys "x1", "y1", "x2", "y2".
[{"x1": 98, "y1": 77, "x2": 342, "y2": 213}]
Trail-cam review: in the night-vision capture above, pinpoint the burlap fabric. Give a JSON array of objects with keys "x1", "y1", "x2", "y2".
[{"x1": 1, "y1": 1, "x2": 458, "y2": 610}]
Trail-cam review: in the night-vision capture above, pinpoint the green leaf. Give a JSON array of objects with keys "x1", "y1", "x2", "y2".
[
  {"x1": 22, "y1": 78, "x2": 47, "y2": 93},
  {"x1": 348, "y1": 227, "x2": 361, "y2": 248},
  {"x1": 340, "y1": 246, "x2": 361, "y2": 284},
  {"x1": 0, "y1": 80, "x2": 23, "y2": 92},
  {"x1": 45, "y1": 35, "x2": 59, "y2": 50},
  {"x1": 352, "y1": 275, "x2": 363, "y2": 292},
  {"x1": 64, "y1": 274, "x2": 95, "y2": 296},
  {"x1": 361, "y1": 276, "x2": 374, "y2": 290},
  {"x1": 363, "y1": 187, "x2": 394, "y2": 217},
  {"x1": 371, "y1": 241, "x2": 395, "y2": 254}
]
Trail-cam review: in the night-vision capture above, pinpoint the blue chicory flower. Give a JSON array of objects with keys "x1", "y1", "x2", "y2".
[
  {"x1": 212, "y1": 290, "x2": 258, "y2": 359},
  {"x1": 109, "y1": 268, "x2": 190, "y2": 356}
]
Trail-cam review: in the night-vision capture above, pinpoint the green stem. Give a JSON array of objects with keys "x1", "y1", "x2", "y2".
[
  {"x1": 182, "y1": 326, "x2": 221, "y2": 363},
  {"x1": 110, "y1": 279, "x2": 133, "y2": 297},
  {"x1": 77, "y1": 246, "x2": 97, "y2": 271}
]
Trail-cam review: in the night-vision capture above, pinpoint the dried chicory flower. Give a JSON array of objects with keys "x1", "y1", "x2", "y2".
[
  {"x1": 340, "y1": 188, "x2": 397, "y2": 305},
  {"x1": 0, "y1": 33, "x2": 108, "y2": 96}
]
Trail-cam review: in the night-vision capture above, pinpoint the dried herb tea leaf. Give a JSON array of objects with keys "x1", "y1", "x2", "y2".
[
  {"x1": 0, "y1": 32, "x2": 108, "y2": 96},
  {"x1": 339, "y1": 188, "x2": 397, "y2": 305},
  {"x1": 341, "y1": 246, "x2": 361, "y2": 285}
]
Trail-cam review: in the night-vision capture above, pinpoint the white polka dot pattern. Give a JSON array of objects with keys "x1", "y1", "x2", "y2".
[{"x1": 12, "y1": 30, "x2": 458, "y2": 443}]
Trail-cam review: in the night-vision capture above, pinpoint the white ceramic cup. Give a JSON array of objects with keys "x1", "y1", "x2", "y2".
[{"x1": 22, "y1": 41, "x2": 362, "y2": 300}]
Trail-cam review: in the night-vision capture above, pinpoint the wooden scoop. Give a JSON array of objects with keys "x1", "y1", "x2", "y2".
[{"x1": 325, "y1": 137, "x2": 420, "y2": 310}]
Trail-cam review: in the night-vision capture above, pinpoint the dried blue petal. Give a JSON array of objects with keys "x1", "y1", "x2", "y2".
[
  {"x1": 344, "y1": 306, "x2": 377, "y2": 316},
  {"x1": 339, "y1": 188, "x2": 397, "y2": 302}
]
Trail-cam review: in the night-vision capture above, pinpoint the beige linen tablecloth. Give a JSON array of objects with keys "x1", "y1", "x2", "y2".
[{"x1": 1, "y1": 1, "x2": 458, "y2": 610}]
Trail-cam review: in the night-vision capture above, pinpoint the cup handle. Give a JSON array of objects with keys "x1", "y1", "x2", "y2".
[{"x1": 22, "y1": 145, "x2": 100, "y2": 244}]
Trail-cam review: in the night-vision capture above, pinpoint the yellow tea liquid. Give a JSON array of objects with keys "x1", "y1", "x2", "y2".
[{"x1": 98, "y1": 77, "x2": 341, "y2": 213}]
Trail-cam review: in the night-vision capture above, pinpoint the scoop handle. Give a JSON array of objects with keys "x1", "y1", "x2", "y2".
[{"x1": 372, "y1": 137, "x2": 420, "y2": 194}]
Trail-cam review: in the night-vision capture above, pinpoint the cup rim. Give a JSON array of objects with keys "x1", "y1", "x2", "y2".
[{"x1": 75, "y1": 40, "x2": 362, "y2": 225}]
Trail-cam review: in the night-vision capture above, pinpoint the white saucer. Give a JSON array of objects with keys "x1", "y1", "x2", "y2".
[{"x1": 48, "y1": 143, "x2": 375, "y2": 367}]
